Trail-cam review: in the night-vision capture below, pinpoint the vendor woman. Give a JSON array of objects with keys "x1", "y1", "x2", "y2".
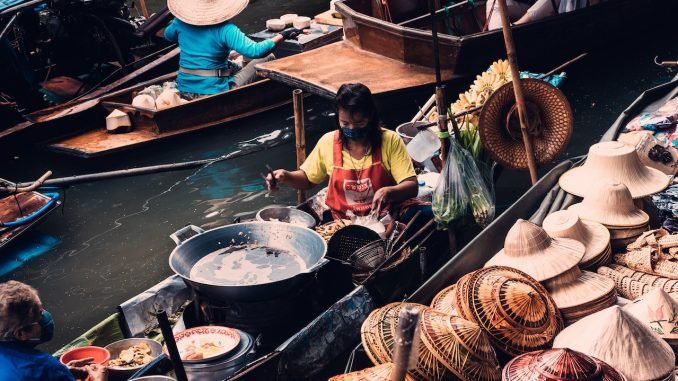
[{"x1": 267, "y1": 83, "x2": 431, "y2": 223}]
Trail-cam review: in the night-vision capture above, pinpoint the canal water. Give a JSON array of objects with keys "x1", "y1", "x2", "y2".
[{"x1": 0, "y1": 0, "x2": 677, "y2": 353}]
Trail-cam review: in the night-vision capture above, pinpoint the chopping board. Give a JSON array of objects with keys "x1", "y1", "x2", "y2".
[{"x1": 314, "y1": 9, "x2": 343, "y2": 27}]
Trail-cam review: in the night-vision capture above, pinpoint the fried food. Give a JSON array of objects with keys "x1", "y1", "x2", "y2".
[
  {"x1": 108, "y1": 342, "x2": 154, "y2": 368},
  {"x1": 314, "y1": 219, "x2": 351, "y2": 241}
]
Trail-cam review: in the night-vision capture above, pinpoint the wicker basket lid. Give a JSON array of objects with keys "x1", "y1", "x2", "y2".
[
  {"x1": 543, "y1": 266, "x2": 616, "y2": 310},
  {"x1": 329, "y1": 363, "x2": 417, "y2": 381},
  {"x1": 420, "y1": 308, "x2": 501, "y2": 381},
  {"x1": 543, "y1": 210, "x2": 611, "y2": 266},
  {"x1": 559, "y1": 141, "x2": 670, "y2": 198},
  {"x1": 485, "y1": 219, "x2": 584, "y2": 282},
  {"x1": 478, "y1": 79, "x2": 573, "y2": 170},
  {"x1": 624, "y1": 288, "x2": 678, "y2": 342},
  {"x1": 553, "y1": 306, "x2": 675, "y2": 381},
  {"x1": 430, "y1": 284, "x2": 458, "y2": 316},
  {"x1": 461, "y1": 266, "x2": 563, "y2": 356},
  {"x1": 502, "y1": 348, "x2": 627, "y2": 381},
  {"x1": 567, "y1": 179, "x2": 649, "y2": 228}
]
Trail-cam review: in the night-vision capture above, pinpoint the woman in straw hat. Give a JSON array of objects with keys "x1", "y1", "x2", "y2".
[{"x1": 164, "y1": 0, "x2": 301, "y2": 98}]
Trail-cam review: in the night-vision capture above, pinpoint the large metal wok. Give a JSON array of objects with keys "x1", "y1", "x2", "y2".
[{"x1": 169, "y1": 222, "x2": 328, "y2": 301}]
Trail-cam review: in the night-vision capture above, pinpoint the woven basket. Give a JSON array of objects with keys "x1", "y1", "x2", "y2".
[
  {"x1": 430, "y1": 284, "x2": 458, "y2": 316},
  {"x1": 328, "y1": 363, "x2": 418, "y2": 381},
  {"x1": 327, "y1": 225, "x2": 381, "y2": 263},
  {"x1": 502, "y1": 348, "x2": 627, "y2": 381}
]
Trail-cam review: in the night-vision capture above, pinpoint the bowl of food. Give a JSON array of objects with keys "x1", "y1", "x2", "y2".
[
  {"x1": 255, "y1": 207, "x2": 316, "y2": 229},
  {"x1": 105, "y1": 338, "x2": 162, "y2": 376},
  {"x1": 164, "y1": 326, "x2": 241, "y2": 363}
]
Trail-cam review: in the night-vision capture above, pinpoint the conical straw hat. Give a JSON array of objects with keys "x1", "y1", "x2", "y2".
[
  {"x1": 543, "y1": 266, "x2": 616, "y2": 310},
  {"x1": 502, "y1": 348, "x2": 626, "y2": 381},
  {"x1": 420, "y1": 308, "x2": 501, "y2": 381},
  {"x1": 462, "y1": 266, "x2": 563, "y2": 356},
  {"x1": 168, "y1": 0, "x2": 249, "y2": 26},
  {"x1": 485, "y1": 219, "x2": 584, "y2": 282},
  {"x1": 567, "y1": 179, "x2": 649, "y2": 227},
  {"x1": 559, "y1": 141, "x2": 670, "y2": 198},
  {"x1": 624, "y1": 288, "x2": 678, "y2": 343},
  {"x1": 543, "y1": 210, "x2": 611, "y2": 266},
  {"x1": 553, "y1": 306, "x2": 675, "y2": 381},
  {"x1": 430, "y1": 284, "x2": 458, "y2": 316},
  {"x1": 329, "y1": 363, "x2": 417, "y2": 381}
]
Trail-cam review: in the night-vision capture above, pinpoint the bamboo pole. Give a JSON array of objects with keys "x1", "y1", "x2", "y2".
[
  {"x1": 293, "y1": 89, "x2": 307, "y2": 204},
  {"x1": 138, "y1": 0, "x2": 150, "y2": 19},
  {"x1": 390, "y1": 306, "x2": 421, "y2": 381},
  {"x1": 496, "y1": 0, "x2": 539, "y2": 184}
]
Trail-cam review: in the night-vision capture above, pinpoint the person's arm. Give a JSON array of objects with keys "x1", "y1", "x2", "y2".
[
  {"x1": 222, "y1": 23, "x2": 278, "y2": 58},
  {"x1": 372, "y1": 177, "x2": 418, "y2": 211},
  {"x1": 515, "y1": 0, "x2": 557, "y2": 24},
  {"x1": 163, "y1": 19, "x2": 178, "y2": 42},
  {"x1": 266, "y1": 169, "x2": 315, "y2": 191}
]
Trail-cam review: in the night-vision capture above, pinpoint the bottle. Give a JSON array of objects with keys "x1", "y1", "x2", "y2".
[{"x1": 417, "y1": 179, "x2": 433, "y2": 202}]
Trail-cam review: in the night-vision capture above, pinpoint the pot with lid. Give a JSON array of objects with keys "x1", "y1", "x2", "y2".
[{"x1": 169, "y1": 222, "x2": 328, "y2": 302}]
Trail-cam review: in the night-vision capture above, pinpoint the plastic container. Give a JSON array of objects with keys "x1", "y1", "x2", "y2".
[
  {"x1": 407, "y1": 128, "x2": 440, "y2": 162},
  {"x1": 59, "y1": 346, "x2": 110, "y2": 366}
]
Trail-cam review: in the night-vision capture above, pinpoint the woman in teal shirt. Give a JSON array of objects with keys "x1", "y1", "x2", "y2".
[{"x1": 165, "y1": 0, "x2": 300, "y2": 96}]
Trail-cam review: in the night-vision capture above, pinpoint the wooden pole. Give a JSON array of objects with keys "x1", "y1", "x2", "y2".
[
  {"x1": 495, "y1": 0, "x2": 539, "y2": 184},
  {"x1": 293, "y1": 89, "x2": 307, "y2": 204},
  {"x1": 390, "y1": 306, "x2": 421, "y2": 381},
  {"x1": 138, "y1": 0, "x2": 150, "y2": 19}
]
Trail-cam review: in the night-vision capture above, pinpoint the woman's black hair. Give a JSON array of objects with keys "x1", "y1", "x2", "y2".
[{"x1": 333, "y1": 83, "x2": 383, "y2": 150}]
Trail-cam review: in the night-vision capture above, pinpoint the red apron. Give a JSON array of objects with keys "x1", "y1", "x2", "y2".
[{"x1": 325, "y1": 131, "x2": 396, "y2": 219}]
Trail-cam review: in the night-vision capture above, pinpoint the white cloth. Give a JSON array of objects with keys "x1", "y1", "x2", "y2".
[{"x1": 486, "y1": 0, "x2": 560, "y2": 30}]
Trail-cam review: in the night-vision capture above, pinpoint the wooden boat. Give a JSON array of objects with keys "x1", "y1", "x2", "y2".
[
  {"x1": 0, "y1": 190, "x2": 61, "y2": 251},
  {"x1": 256, "y1": 0, "x2": 678, "y2": 99}
]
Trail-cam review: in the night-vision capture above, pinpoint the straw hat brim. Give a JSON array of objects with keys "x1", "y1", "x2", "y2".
[
  {"x1": 559, "y1": 164, "x2": 670, "y2": 199},
  {"x1": 485, "y1": 238, "x2": 584, "y2": 282},
  {"x1": 578, "y1": 220, "x2": 612, "y2": 264},
  {"x1": 568, "y1": 202, "x2": 649, "y2": 228},
  {"x1": 545, "y1": 270, "x2": 616, "y2": 310},
  {"x1": 478, "y1": 79, "x2": 573, "y2": 170},
  {"x1": 168, "y1": 0, "x2": 249, "y2": 26}
]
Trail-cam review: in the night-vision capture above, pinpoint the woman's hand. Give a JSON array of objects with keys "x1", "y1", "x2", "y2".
[
  {"x1": 67, "y1": 357, "x2": 94, "y2": 379},
  {"x1": 372, "y1": 186, "x2": 393, "y2": 213},
  {"x1": 266, "y1": 169, "x2": 288, "y2": 192},
  {"x1": 85, "y1": 364, "x2": 108, "y2": 381}
]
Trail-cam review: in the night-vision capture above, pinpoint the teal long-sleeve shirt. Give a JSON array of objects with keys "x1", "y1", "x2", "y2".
[{"x1": 164, "y1": 19, "x2": 276, "y2": 95}]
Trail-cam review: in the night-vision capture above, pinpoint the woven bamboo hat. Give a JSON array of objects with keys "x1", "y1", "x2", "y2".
[
  {"x1": 485, "y1": 219, "x2": 585, "y2": 282},
  {"x1": 478, "y1": 79, "x2": 573, "y2": 170},
  {"x1": 567, "y1": 179, "x2": 649, "y2": 228},
  {"x1": 542, "y1": 210, "x2": 610, "y2": 267},
  {"x1": 329, "y1": 363, "x2": 417, "y2": 381},
  {"x1": 168, "y1": 0, "x2": 249, "y2": 26},
  {"x1": 553, "y1": 306, "x2": 675, "y2": 381},
  {"x1": 430, "y1": 284, "x2": 458, "y2": 316},
  {"x1": 460, "y1": 266, "x2": 563, "y2": 356},
  {"x1": 543, "y1": 266, "x2": 616, "y2": 324},
  {"x1": 559, "y1": 141, "x2": 670, "y2": 198},
  {"x1": 502, "y1": 348, "x2": 627, "y2": 381},
  {"x1": 624, "y1": 288, "x2": 678, "y2": 344},
  {"x1": 420, "y1": 308, "x2": 501, "y2": 381}
]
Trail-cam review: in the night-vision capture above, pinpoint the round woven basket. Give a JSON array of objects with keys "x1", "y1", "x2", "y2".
[{"x1": 478, "y1": 79, "x2": 573, "y2": 170}]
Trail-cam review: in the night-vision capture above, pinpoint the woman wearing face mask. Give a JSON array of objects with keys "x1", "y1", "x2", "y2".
[
  {"x1": 0, "y1": 281, "x2": 107, "y2": 381},
  {"x1": 267, "y1": 83, "x2": 429, "y2": 222}
]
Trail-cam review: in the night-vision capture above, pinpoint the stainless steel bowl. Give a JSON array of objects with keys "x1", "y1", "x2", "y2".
[
  {"x1": 255, "y1": 206, "x2": 316, "y2": 229},
  {"x1": 105, "y1": 338, "x2": 163, "y2": 376}
]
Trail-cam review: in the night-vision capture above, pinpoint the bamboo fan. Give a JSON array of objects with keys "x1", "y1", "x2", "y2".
[
  {"x1": 542, "y1": 210, "x2": 611, "y2": 270},
  {"x1": 608, "y1": 264, "x2": 678, "y2": 293},
  {"x1": 485, "y1": 219, "x2": 584, "y2": 282},
  {"x1": 615, "y1": 250, "x2": 678, "y2": 280},
  {"x1": 419, "y1": 308, "x2": 501, "y2": 381},
  {"x1": 460, "y1": 266, "x2": 563, "y2": 356},
  {"x1": 559, "y1": 141, "x2": 670, "y2": 198},
  {"x1": 328, "y1": 363, "x2": 417, "y2": 381},
  {"x1": 624, "y1": 288, "x2": 678, "y2": 349},
  {"x1": 553, "y1": 306, "x2": 675, "y2": 381},
  {"x1": 596, "y1": 266, "x2": 656, "y2": 300},
  {"x1": 502, "y1": 348, "x2": 627, "y2": 381},
  {"x1": 567, "y1": 179, "x2": 649, "y2": 228},
  {"x1": 430, "y1": 284, "x2": 458, "y2": 316}
]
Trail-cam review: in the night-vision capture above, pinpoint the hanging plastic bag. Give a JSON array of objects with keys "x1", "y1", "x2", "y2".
[
  {"x1": 458, "y1": 146, "x2": 495, "y2": 227},
  {"x1": 432, "y1": 140, "x2": 470, "y2": 228}
]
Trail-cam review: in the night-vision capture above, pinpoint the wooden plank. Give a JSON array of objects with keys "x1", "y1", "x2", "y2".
[
  {"x1": 314, "y1": 9, "x2": 344, "y2": 27},
  {"x1": 256, "y1": 41, "x2": 456, "y2": 99},
  {"x1": 0, "y1": 192, "x2": 59, "y2": 249}
]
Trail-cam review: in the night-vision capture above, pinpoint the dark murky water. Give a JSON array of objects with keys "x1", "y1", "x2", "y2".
[{"x1": 0, "y1": 0, "x2": 677, "y2": 352}]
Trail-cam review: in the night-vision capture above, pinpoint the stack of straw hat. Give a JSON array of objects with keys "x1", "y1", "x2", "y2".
[
  {"x1": 559, "y1": 141, "x2": 670, "y2": 198},
  {"x1": 360, "y1": 302, "x2": 502, "y2": 381},
  {"x1": 553, "y1": 306, "x2": 675, "y2": 381},
  {"x1": 624, "y1": 288, "x2": 678, "y2": 353},
  {"x1": 542, "y1": 210, "x2": 611, "y2": 270},
  {"x1": 567, "y1": 179, "x2": 649, "y2": 249},
  {"x1": 453, "y1": 266, "x2": 563, "y2": 357},
  {"x1": 485, "y1": 219, "x2": 585, "y2": 282},
  {"x1": 502, "y1": 348, "x2": 626, "y2": 381},
  {"x1": 328, "y1": 363, "x2": 416, "y2": 381}
]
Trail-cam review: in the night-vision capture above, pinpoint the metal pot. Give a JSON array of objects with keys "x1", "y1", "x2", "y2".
[
  {"x1": 255, "y1": 206, "x2": 316, "y2": 229},
  {"x1": 169, "y1": 222, "x2": 328, "y2": 302}
]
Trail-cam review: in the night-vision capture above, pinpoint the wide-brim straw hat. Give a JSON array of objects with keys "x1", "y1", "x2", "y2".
[
  {"x1": 553, "y1": 306, "x2": 675, "y2": 381},
  {"x1": 168, "y1": 0, "x2": 249, "y2": 26},
  {"x1": 624, "y1": 288, "x2": 678, "y2": 344},
  {"x1": 485, "y1": 219, "x2": 584, "y2": 282},
  {"x1": 543, "y1": 210, "x2": 610, "y2": 266},
  {"x1": 430, "y1": 284, "x2": 458, "y2": 316},
  {"x1": 502, "y1": 348, "x2": 627, "y2": 381},
  {"x1": 559, "y1": 141, "x2": 670, "y2": 198},
  {"x1": 460, "y1": 266, "x2": 563, "y2": 357},
  {"x1": 544, "y1": 267, "x2": 617, "y2": 313},
  {"x1": 328, "y1": 363, "x2": 417, "y2": 381},
  {"x1": 478, "y1": 79, "x2": 573, "y2": 170},
  {"x1": 420, "y1": 308, "x2": 501, "y2": 381},
  {"x1": 567, "y1": 179, "x2": 649, "y2": 227}
]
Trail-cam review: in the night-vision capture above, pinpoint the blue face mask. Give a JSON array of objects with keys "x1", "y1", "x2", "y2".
[
  {"x1": 24, "y1": 310, "x2": 54, "y2": 344},
  {"x1": 341, "y1": 127, "x2": 369, "y2": 140}
]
